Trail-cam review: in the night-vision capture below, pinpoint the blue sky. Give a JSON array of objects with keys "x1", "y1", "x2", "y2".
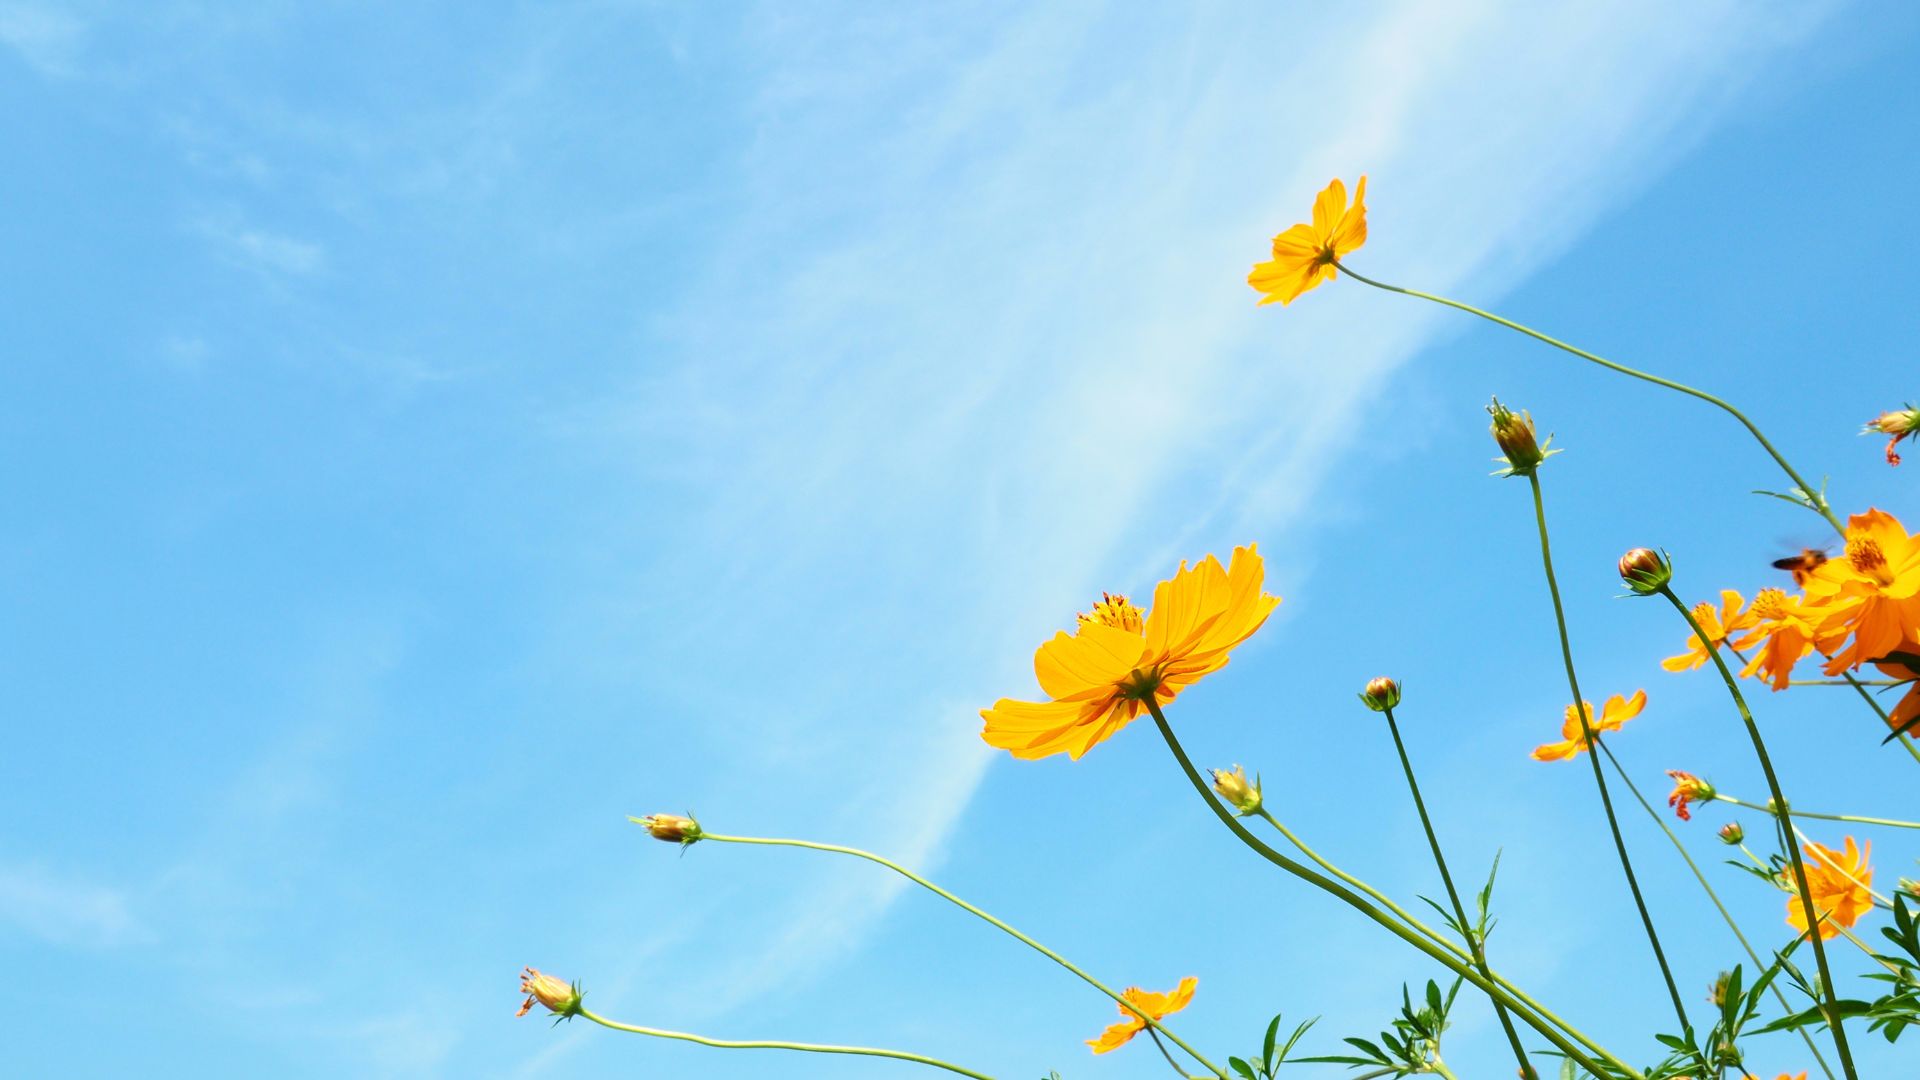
[{"x1": 4, "y1": 1, "x2": 1918, "y2": 1077}]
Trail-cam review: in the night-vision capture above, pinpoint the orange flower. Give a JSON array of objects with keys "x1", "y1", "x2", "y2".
[
  {"x1": 1878, "y1": 653, "x2": 1920, "y2": 738},
  {"x1": 1531, "y1": 690, "x2": 1645, "y2": 762},
  {"x1": 1248, "y1": 177, "x2": 1367, "y2": 306},
  {"x1": 1803, "y1": 509, "x2": 1920, "y2": 673},
  {"x1": 1743, "y1": 1073, "x2": 1808, "y2": 1080},
  {"x1": 1730, "y1": 589, "x2": 1827, "y2": 690},
  {"x1": 1785, "y1": 836, "x2": 1874, "y2": 941},
  {"x1": 1087, "y1": 977, "x2": 1197, "y2": 1055},
  {"x1": 980, "y1": 547, "x2": 1280, "y2": 760},
  {"x1": 1665, "y1": 771, "x2": 1715, "y2": 821},
  {"x1": 1662, "y1": 591, "x2": 1754, "y2": 672}
]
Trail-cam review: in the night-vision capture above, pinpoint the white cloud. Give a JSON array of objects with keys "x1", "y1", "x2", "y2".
[{"x1": 0, "y1": 862, "x2": 146, "y2": 948}]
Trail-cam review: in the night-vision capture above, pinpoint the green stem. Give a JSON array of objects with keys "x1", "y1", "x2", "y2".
[
  {"x1": 1144, "y1": 700, "x2": 1637, "y2": 1080},
  {"x1": 1333, "y1": 260, "x2": 1843, "y2": 534},
  {"x1": 576, "y1": 1008, "x2": 994, "y2": 1078},
  {"x1": 681, "y1": 828, "x2": 1228, "y2": 1079},
  {"x1": 1597, "y1": 743, "x2": 1837, "y2": 1080},
  {"x1": 1730, "y1": 646, "x2": 1920, "y2": 764},
  {"x1": 1525, "y1": 473, "x2": 1696, "y2": 1047},
  {"x1": 1428, "y1": 1059, "x2": 1460, "y2": 1080},
  {"x1": 1660, "y1": 587, "x2": 1860, "y2": 1079},
  {"x1": 1837, "y1": 670, "x2": 1920, "y2": 765},
  {"x1": 1146, "y1": 1028, "x2": 1202, "y2": 1080},
  {"x1": 1716, "y1": 796, "x2": 1920, "y2": 832},
  {"x1": 1251, "y1": 807, "x2": 1615, "y2": 1067},
  {"x1": 1381, "y1": 704, "x2": 1537, "y2": 1080}
]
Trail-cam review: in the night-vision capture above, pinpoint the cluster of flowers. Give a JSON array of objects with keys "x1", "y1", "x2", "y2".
[
  {"x1": 514, "y1": 170, "x2": 1914, "y2": 1080},
  {"x1": 1663, "y1": 509, "x2": 1920, "y2": 731}
]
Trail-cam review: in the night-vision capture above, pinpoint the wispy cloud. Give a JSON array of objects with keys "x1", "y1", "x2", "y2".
[
  {"x1": 545, "y1": 0, "x2": 1842, "y2": 1044},
  {"x1": 0, "y1": 862, "x2": 146, "y2": 948},
  {"x1": 194, "y1": 213, "x2": 326, "y2": 276},
  {"x1": 0, "y1": 2, "x2": 84, "y2": 77}
]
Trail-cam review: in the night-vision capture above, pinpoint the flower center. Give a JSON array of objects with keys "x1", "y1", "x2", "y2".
[
  {"x1": 1750, "y1": 588, "x2": 1790, "y2": 621},
  {"x1": 1079, "y1": 592, "x2": 1144, "y2": 633},
  {"x1": 1690, "y1": 600, "x2": 1722, "y2": 642},
  {"x1": 1848, "y1": 538, "x2": 1894, "y2": 585}
]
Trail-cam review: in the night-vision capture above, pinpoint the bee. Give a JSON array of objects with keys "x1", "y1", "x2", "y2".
[{"x1": 1771, "y1": 547, "x2": 1830, "y2": 585}]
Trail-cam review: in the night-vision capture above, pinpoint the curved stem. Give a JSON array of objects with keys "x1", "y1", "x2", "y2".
[
  {"x1": 1381, "y1": 705, "x2": 1536, "y2": 1079},
  {"x1": 1660, "y1": 587, "x2": 1860, "y2": 1079},
  {"x1": 576, "y1": 1008, "x2": 994, "y2": 1078},
  {"x1": 1333, "y1": 260, "x2": 1842, "y2": 534},
  {"x1": 1146, "y1": 1028, "x2": 1202, "y2": 1080},
  {"x1": 682, "y1": 828, "x2": 1228, "y2": 1079},
  {"x1": 1716, "y1": 796, "x2": 1920, "y2": 832},
  {"x1": 1597, "y1": 743, "x2": 1837, "y2": 1080},
  {"x1": 1252, "y1": 807, "x2": 1614, "y2": 1067},
  {"x1": 1525, "y1": 474, "x2": 1695, "y2": 1046},
  {"x1": 1144, "y1": 700, "x2": 1637, "y2": 1080}
]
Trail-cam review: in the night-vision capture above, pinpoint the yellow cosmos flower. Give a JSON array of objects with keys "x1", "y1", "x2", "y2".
[
  {"x1": 1785, "y1": 836, "x2": 1874, "y2": 941},
  {"x1": 1804, "y1": 509, "x2": 1920, "y2": 673},
  {"x1": 1662, "y1": 590, "x2": 1755, "y2": 672},
  {"x1": 1248, "y1": 176, "x2": 1367, "y2": 306},
  {"x1": 1530, "y1": 690, "x2": 1645, "y2": 762},
  {"x1": 1086, "y1": 976, "x2": 1197, "y2": 1055},
  {"x1": 1730, "y1": 589, "x2": 1829, "y2": 690},
  {"x1": 980, "y1": 546, "x2": 1280, "y2": 761}
]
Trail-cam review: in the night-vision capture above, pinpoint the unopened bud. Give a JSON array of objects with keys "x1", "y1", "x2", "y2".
[
  {"x1": 1618, "y1": 548, "x2": 1672, "y2": 596},
  {"x1": 633, "y1": 812, "x2": 703, "y2": 845},
  {"x1": 1900, "y1": 877, "x2": 1920, "y2": 900},
  {"x1": 517, "y1": 967, "x2": 583, "y2": 1021},
  {"x1": 1717, "y1": 822, "x2": 1745, "y2": 845},
  {"x1": 1359, "y1": 676, "x2": 1401, "y2": 712},
  {"x1": 1487, "y1": 398, "x2": 1553, "y2": 477},
  {"x1": 1707, "y1": 970, "x2": 1732, "y2": 1007},
  {"x1": 1210, "y1": 764, "x2": 1263, "y2": 816}
]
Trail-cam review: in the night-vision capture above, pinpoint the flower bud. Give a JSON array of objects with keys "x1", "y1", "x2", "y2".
[
  {"x1": 1487, "y1": 398, "x2": 1553, "y2": 477},
  {"x1": 1900, "y1": 877, "x2": 1920, "y2": 900},
  {"x1": 1664, "y1": 770, "x2": 1715, "y2": 822},
  {"x1": 517, "y1": 967, "x2": 583, "y2": 1021},
  {"x1": 1707, "y1": 970, "x2": 1731, "y2": 1007},
  {"x1": 634, "y1": 812, "x2": 703, "y2": 845},
  {"x1": 1617, "y1": 548, "x2": 1672, "y2": 596},
  {"x1": 1358, "y1": 676, "x2": 1401, "y2": 712},
  {"x1": 1717, "y1": 822, "x2": 1745, "y2": 845},
  {"x1": 1864, "y1": 405, "x2": 1920, "y2": 466},
  {"x1": 1210, "y1": 764, "x2": 1263, "y2": 816}
]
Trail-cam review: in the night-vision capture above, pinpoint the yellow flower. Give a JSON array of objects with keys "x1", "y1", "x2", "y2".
[
  {"x1": 1662, "y1": 590, "x2": 1755, "y2": 672},
  {"x1": 1730, "y1": 589, "x2": 1826, "y2": 690},
  {"x1": 980, "y1": 546, "x2": 1280, "y2": 760},
  {"x1": 1804, "y1": 509, "x2": 1920, "y2": 673},
  {"x1": 1248, "y1": 176, "x2": 1367, "y2": 306},
  {"x1": 1785, "y1": 836, "x2": 1874, "y2": 941},
  {"x1": 1086, "y1": 977, "x2": 1197, "y2": 1055},
  {"x1": 1530, "y1": 690, "x2": 1645, "y2": 762}
]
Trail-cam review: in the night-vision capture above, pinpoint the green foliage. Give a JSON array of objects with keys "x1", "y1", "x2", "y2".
[
  {"x1": 1227, "y1": 1011, "x2": 1317, "y2": 1078},
  {"x1": 1301, "y1": 979, "x2": 1460, "y2": 1076},
  {"x1": 1760, "y1": 894, "x2": 1920, "y2": 1044}
]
